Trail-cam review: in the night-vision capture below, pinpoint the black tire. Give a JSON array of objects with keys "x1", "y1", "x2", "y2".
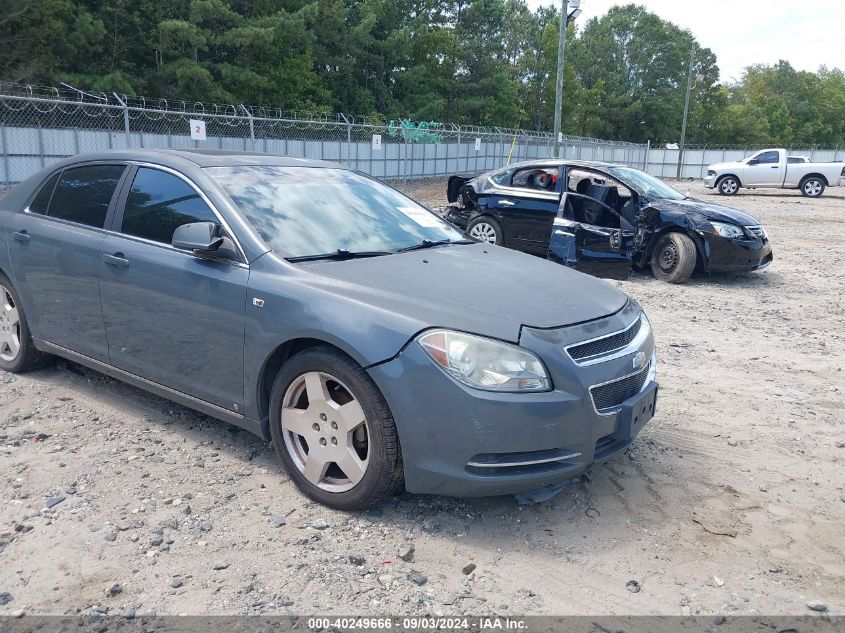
[
  {"x1": 799, "y1": 176, "x2": 825, "y2": 198},
  {"x1": 716, "y1": 175, "x2": 740, "y2": 196},
  {"x1": 268, "y1": 346, "x2": 403, "y2": 510},
  {"x1": 467, "y1": 216, "x2": 503, "y2": 245},
  {"x1": 650, "y1": 232, "x2": 697, "y2": 284},
  {"x1": 0, "y1": 272, "x2": 52, "y2": 373}
]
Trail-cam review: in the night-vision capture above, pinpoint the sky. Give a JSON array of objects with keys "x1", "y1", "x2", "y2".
[{"x1": 525, "y1": 0, "x2": 845, "y2": 82}]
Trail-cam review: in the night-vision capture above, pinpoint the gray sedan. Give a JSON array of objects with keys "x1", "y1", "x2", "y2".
[{"x1": 0, "y1": 150, "x2": 657, "y2": 509}]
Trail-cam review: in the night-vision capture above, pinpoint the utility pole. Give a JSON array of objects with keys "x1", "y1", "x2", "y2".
[
  {"x1": 676, "y1": 44, "x2": 696, "y2": 179},
  {"x1": 552, "y1": 0, "x2": 568, "y2": 158}
]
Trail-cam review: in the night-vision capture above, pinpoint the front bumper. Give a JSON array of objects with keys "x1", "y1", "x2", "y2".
[
  {"x1": 366, "y1": 300, "x2": 657, "y2": 497},
  {"x1": 704, "y1": 174, "x2": 718, "y2": 188},
  {"x1": 703, "y1": 233, "x2": 773, "y2": 273}
]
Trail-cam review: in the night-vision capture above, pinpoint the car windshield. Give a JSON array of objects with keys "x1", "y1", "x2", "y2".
[
  {"x1": 606, "y1": 166, "x2": 686, "y2": 201},
  {"x1": 207, "y1": 165, "x2": 464, "y2": 258}
]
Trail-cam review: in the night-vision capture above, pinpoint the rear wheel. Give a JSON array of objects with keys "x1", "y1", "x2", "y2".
[
  {"x1": 799, "y1": 176, "x2": 825, "y2": 198},
  {"x1": 467, "y1": 216, "x2": 503, "y2": 245},
  {"x1": 268, "y1": 346, "x2": 403, "y2": 510},
  {"x1": 650, "y1": 233, "x2": 697, "y2": 284},
  {"x1": 717, "y1": 176, "x2": 739, "y2": 196},
  {"x1": 0, "y1": 273, "x2": 51, "y2": 373}
]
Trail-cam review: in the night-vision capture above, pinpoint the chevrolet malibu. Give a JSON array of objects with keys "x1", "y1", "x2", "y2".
[{"x1": 0, "y1": 150, "x2": 658, "y2": 509}]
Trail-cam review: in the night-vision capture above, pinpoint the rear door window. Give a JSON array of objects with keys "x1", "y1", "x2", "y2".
[
  {"x1": 120, "y1": 167, "x2": 218, "y2": 244},
  {"x1": 48, "y1": 165, "x2": 125, "y2": 228},
  {"x1": 511, "y1": 167, "x2": 559, "y2": 192}
]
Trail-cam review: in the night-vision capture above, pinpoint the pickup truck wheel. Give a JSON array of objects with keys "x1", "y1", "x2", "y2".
[
  {"x1": 0, "y1": 273, "x2": 52, "y2": 373},
  {"x1": 799, "y1": 176, "x2": 825, "y2": 198},
  {"x1": 467, "y1": 216, "x2": 503, "y2": 245},
  {"x1": 650, "y1": 233, "x2": 697, "y2": 284},
  {"x1": 716, "y1": 176, "x2": 739, "y2": 196},
  {"x1": 268, "y1": 346, "x2": 403, "y2": 510}
]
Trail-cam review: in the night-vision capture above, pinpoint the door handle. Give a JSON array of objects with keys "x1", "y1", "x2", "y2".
[
  {"x1": 103, "y1": 253, "x2": 129, "y2": 269},
  {"x1": 771, "y1": 165, "x2": 778, "y2": 168},
  {"x1": 499, "y1": 200, "x2": 516, "y2": 206},
  {"x1": 12, "y1": 230, "x2": 30, "y2": 243}
]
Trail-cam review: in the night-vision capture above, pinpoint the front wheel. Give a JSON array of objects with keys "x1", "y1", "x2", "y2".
[
  {"x1": 650, "y1": 233, "x2": 697, "y2": 284},
  {"x1": 467, "y1": 216, "x2": 503, "y2": 245},
  {"x1": 268, "y1": 346, "x2": 403, "y2": 510},
  {"x1": 799, "y1": 176, "x2": 825, "y2": 198},
  {"x1": 717, "y1": 176, "x2": 740, "y2": 196}
]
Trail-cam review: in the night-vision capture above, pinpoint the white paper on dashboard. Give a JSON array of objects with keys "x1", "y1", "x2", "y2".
[{"x1": 396, "y1": 206, "x2": 443, "y2": 228}]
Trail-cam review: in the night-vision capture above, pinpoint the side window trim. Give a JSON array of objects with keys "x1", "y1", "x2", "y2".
[
  {"x1": 24, "y1": 169, "x2": 62, "y2": 215},
  {"x1": 493, "y1": 165, "x2": 561, "y2": 199},
  {"x1": 23, "y1": 162, "x2": 129, "y2": 231},
  {"x1": 112, "y1": 162, "x2": 247, "y2": 265}
]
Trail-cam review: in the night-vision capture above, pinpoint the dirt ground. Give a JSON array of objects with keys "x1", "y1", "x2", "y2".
[{"x1": 0, "y1": 180, "x2": 843, "y2": 618}]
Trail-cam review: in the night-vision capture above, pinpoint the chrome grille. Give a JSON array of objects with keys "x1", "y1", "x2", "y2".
[
  {"x1": 745, "y1": 225, "x2": 766, "y2": 240},
  {"x1": 566, "y1": 314, "x2": 645, "y2": 365},
  {"x1": 590, "y1": 363, "x2": 651, "y2": 414}
]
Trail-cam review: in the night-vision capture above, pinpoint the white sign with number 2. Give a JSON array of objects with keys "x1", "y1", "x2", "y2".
[{"x1": 189, "y1": 119, "x2": 207, "y2": 141}]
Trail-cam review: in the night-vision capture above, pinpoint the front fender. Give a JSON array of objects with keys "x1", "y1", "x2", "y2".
[{"x1": 241, "y1": 255, "x2": 426, "y2": 420}]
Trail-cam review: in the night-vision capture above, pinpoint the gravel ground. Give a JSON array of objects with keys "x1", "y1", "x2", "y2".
[{"x1": 0, "y1": 180, "x2": 843, "y2": 618}]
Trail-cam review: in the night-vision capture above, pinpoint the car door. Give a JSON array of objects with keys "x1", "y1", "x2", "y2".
[
  {"x1": 548, "y1": 167, "x2": 636, "y2": 280},
  {"x1": 743, "y1": 150, "x2": 783, "y2": 186},
  {"x1": 7, "y1": 163, "x2": 128, "y2": 361},
  {"x1": 492, "y1": 166, "x2": 562, "y2": 255},
  {"x1": 98, "y1": 165, "x2": 249, "y2": 412}
]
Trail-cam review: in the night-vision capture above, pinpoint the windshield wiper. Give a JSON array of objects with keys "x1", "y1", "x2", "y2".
[
  {"x1": 286, "y1": 249, "x2": 392, "y2": 262},
  {"x1": 395, "y1": 238, "x2": 474, "y2": 253}
]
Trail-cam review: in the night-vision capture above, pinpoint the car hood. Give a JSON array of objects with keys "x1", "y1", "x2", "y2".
[
  {"x1": 708, "y1": 161, "x2": 744, "y2": 171},
  {"x1": 647, "y1": 197, "x2": 761, "y2": 226},
  {"x1": 301, "y1": 243, "x2": 628, "y2": 343}
]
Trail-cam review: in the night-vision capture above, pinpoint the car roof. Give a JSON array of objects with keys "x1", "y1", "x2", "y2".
[
  {"x1": 502, "y1": 158, "x2": 621, "y2": 170},
  {"x1": 44, "y1": 148, "x2": 343, "y2": 171}
]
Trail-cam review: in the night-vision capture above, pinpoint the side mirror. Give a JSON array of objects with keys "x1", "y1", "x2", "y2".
[
  {"x1": 747, "y1": 159, "x2": 759, "y2": 165},
  {"x1": 172, "y1": 221, "x2": 224, "y2": 255}
]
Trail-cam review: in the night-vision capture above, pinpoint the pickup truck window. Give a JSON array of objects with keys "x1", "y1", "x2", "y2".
[{"x1": 754, "y1": 151, "x2": 779, "y2": 164}]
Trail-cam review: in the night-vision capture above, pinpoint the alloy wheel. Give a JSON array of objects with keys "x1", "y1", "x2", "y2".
[
  {"x1": 804, "y1": 180, "x2": 822, "y2": 196},
  {"x1": 469, "y1": 222, "x2": 497, "y2": 243},
  {"x1": 281, "y1": 371, "x2": 370, "y2": 493},
  {"x1": 720, "y1": 179, "x2": 738, "y2": 195},
  {"x1": 0, "y1": 284, "x2": 21, "y2": 363}
]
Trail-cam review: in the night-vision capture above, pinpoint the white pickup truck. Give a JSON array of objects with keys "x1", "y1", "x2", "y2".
[{"x1": 704, "y1": 148, "x2": 845, "y2": 198}]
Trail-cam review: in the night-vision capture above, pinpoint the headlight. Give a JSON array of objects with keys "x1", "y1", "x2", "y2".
[
  {"x1": 707, "y1": 170, "x2": 716, "y2": 176},
  {"x1": 708, "y1": 221, "x2": 745, "y2": 239},
  {"x1": 417, "y1": 329, "x2": 551, "y2": 392}
]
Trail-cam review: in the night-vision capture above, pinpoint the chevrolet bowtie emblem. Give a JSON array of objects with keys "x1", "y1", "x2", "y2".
[{"x1": 633, "y1": 350, "x2": 647, "y2": 371}]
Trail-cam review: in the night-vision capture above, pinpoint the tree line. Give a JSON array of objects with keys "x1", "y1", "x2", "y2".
[{"x1": 2, "y1": 1, "x2": 844, "y2": 146}]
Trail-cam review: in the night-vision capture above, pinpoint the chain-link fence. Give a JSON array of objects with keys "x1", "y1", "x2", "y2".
[
  {"x1": 0, "y1": 83, "x2": 648, "y2": 188},
  {"x1": 2, "y1": 82, "x2": 842, "y2": 189}
]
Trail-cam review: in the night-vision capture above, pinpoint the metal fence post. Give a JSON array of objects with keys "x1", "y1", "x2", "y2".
[
  {"x1": 37, "y1": 121, "x2": 45, "y2": 167},
  {"x1": 1, "y1": 124, "x2": 9, "y2": 187},
  {"x1": 644, "y1": 140, "x2": 650, "y2": 172},
  {"x1": 338, "y1": 113, "x2": 352, "y2": 167},
  {"x1": 113, "y1": 93, "x2": 131, "y2": 148},
  {"x1": 240, "y1": 104, "x2": 255, "y2": 149}
]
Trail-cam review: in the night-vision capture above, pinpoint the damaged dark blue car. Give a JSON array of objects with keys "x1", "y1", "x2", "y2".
[{"x1": 446, "y1": 160, "x2": 774, "y2": 284}]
